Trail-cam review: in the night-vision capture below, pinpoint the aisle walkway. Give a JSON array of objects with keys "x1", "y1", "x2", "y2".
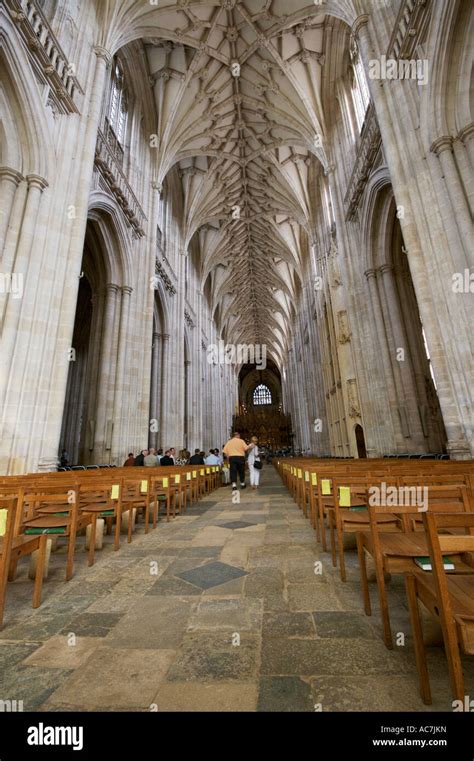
[{"x1": 1, "y1": 468, "x2": 472, "y2": 711}]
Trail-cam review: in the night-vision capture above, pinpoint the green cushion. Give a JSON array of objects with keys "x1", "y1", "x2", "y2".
[
  {"x1": 99, "y1": 510, "x2": 116, "y2": 517},
  {"x1": 24, "y1": 527, "x2": 67, "y2": 535}
]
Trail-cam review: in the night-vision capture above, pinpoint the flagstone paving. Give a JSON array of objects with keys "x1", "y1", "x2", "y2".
[{"x1": 1, "y1": 468, "x2": 473, "y2": 712}]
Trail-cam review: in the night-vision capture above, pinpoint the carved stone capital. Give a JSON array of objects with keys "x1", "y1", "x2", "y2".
[
  {"x1": 105, "y1": 283, "x2": 121, "y2": 294},
  {"x1": 351, "y1": 15, "x2": 370, "y2": 40},
  {"x1": 94, "y1": 46, "x2": 113, "y2": 67},
  {"x1": 458, "y1": 122, "x2": 474, "y2": 145},
  {"x1": 26, "y1": 174, "x2": 49, "y2": 192},
  {"x1": 0, "y1": 166, "x2": 24, "y2": 186},
  {"x1": 430, "y1": 136, "x2": 453, "y2": 156}
]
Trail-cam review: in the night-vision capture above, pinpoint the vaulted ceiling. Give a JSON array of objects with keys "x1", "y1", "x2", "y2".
[{"x1": 139, "y1": 1, "x2": 339, "y2": 365}]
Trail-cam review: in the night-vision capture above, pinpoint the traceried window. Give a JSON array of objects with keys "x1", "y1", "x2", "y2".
[
  {"x1": 349, "y1": 36, "x2": 371, "y2": 132},
  {"x1": 107, "y1": 59, "x2": 128, "y2": 147},
  {"x1": 253, "y1": 384, "x2": 272, "y2": 406}
]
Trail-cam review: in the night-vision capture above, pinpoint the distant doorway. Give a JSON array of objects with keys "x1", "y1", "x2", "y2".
[{"x1": 355, "y1": 424, "x2": 367, "y2": 458}]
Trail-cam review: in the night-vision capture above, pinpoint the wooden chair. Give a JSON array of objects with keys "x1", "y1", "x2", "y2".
[
  {"x1": 150, "y1": 475, "x2": 173, "y2": 523},
  {"x1": 357, "y1": 484, "x2": 472, "y2": 649},
  {"x1": 405, "y1": 511, "x2": 474, "y2": 705},
  {"x1": 0, "y1": 496, "x2": 48, "y2": 627},
  {"x1": 18, "y1": 486, "x2": 97, "y2": 581},
  {"x1": 325, "y1": 479, "x2": 400, "y2": 582},
  {"x1": 118, "y1": 477, "x2": 151, "y2": 537}
]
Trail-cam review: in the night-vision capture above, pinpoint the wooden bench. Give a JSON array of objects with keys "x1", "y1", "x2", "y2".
[
  {"x1": 0, "y1": 496, "x2": 48, "y2": 628},
  {"x1": 357, "y1": 484, "x2": 473, "y2": 649},
  {"x1": 405, "y1": 511, "x2": 474, "y2": 704}
]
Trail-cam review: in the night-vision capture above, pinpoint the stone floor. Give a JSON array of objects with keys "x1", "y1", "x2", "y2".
[{"x1": 1, "y1": 468, "x2": 473, "y2": 712}]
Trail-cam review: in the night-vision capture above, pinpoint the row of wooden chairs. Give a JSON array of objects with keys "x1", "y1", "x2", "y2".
[
  {"x1": 0, "y1": 464, "x2": 223, "y2": 628},
  {"x1": 276, "y1": 457, "x2": 474, "y2": 705}
]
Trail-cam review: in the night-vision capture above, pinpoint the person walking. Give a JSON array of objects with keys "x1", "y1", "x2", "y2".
[
  {"x1": 247, "y1": 436, "x2": 262, "y2": 490},
  {"x1": 223, "y1": 432, "x2": 251, "y2": 491}
]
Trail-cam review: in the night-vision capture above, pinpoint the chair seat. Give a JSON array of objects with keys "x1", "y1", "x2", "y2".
[
  {"x1": 414, "y1": 572, "x2": 474, "y2": 653},
  {"x1": 81, "y1": 503, "x2": 113, "y2": 513},
  {"x1": 36, "y1": 505, "x2": 71, "y2": 514},
  {"x1": 0, "y1": 534, "x2": 39, "y2": 553},
  {"x1": 361, "y1": 531, "x2": 428, "y2": 557},
  {"x1": 24, "y1": 515, "x2": 72, "y2": 530},
  {"x1": 339, "y1": 509, "x2": 398, "y2": 525}
]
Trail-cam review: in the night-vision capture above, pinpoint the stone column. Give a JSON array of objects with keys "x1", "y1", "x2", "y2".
[
  {"x1": 149, "y1": 331, "x2": 161, "y2": 449},
  {"x1": 111, "y1": 285, "x2": 132, "y2": 462},
  {"x1": 83, "y1": 290, "x2": 104, "y2": 460},
  {"x1": 453, "y1": 130, "x2": 473, "y2": 216},
  {"x1": 378, "y1": 263, "x2": 425, "y2": 446},
  {"x1": 365, "y1": 268, "x2": 404, "y2": 449},
  {"x1": 184, "y1": 359, "x2": 191, "y2": 450},
  {"x1": 0, "y1": 179, "x2": 26, "y2": 335},
  {"x1": 396, "y1": 268, "x2": 441, "y2": 449},
  {"x1": 159, "y1": 333, "x2": 170, "y2": 448},
  {"x1": 430, "y1": 137, "x2": 472, "y2": 266},
  {"x1": 0, "y1": 174, "x2": 48, "y2": 436},
  {"x1": 458, "y1": 123, "x2": 474, "y2": 171},
  {"x1": 0, "y1": 167, "x2": 23, "y2": 258},
  {"x1": 92, "y1": 283, "x2": 120, "y2": 462}
]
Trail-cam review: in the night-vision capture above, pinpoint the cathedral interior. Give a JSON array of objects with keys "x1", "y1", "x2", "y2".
[{"x1": 0, "y1": 0, "x2": 472, "y2": 726}]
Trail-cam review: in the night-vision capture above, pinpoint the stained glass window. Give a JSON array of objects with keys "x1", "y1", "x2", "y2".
[{"x1": 253, "y1": 384, "x2": 272, "y2": 406}]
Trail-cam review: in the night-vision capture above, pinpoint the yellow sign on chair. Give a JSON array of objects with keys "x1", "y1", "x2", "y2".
[
  {"x1": 140, "y1": 480, "x2": 148, "y2": 494},
  {"x1": 339, "y1": 486, "x2": 351, "y2": 507},
  {"x1": 192, "y1": 471, "x2": 197, "y2": 478},
  {"x1": 297, "y1": 469, "x2": 302, "y2": 479},
  {"x1": 162, "y1": 478, "x2": 169, "y2": 488},
  {"x1": 174, "y1": 475, "x2": 181, "y2": 484},
  {"x1": 0, "y1": 509, "x2": 7, "y2": 537},
  {"x1": 186, "y1": 472, "x2": 191, "y2": 481},
  {"x1": 311, "y1": 473, "x2": 317, "y2": 486},
  {"x1": 111, "y1": 484, "x2": 120, "y2": 500},
  {"x1": 321, "y1": 479, "x2": 331, "y2": 495},
  {"x1": 200, "y1": 469, "x2": 204, "y2": 476},
  {"x1": 304, "y1": 471, "x2": 309, "y2": 482},
  {"x1": 206, "y1": 468, "x2": 210, "y2": 474}
]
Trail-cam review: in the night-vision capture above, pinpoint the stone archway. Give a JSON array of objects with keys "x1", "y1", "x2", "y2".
[
  {"x1": 354, "y1": 424, "x2": 367, "y2": 459},
  {"x1": 59, "y1": 210, "x2": 131, "y2": 465}
]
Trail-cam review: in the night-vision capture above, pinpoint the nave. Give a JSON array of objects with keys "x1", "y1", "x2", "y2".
[{"x1": 1, "y1": 467, "x2": 472, "y2": 713}]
